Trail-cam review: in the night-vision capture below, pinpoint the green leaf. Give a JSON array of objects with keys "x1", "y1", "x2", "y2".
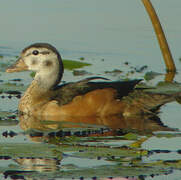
[
  {"x1": 124, "y1": 132, "x2": 139, "y2": 140},
  {"x1": 63, "y1": 59, "x2": 91, "y2": 70},
  {"x1": 144, "y1": 71, "x2": 162, "y2": 81}
]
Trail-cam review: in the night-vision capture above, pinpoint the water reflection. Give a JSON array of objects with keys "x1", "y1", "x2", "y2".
[
  {"x1": 0, "y1": 156, "x2": 60, "y2": 179},
  {"x1": 164, "y1": 71, "x2": 176, "y2": 82},
  {"x1": 19, "y1": 112, "x2": 173, "y2": 138},
  {"x1": 14, "y1": 157, "x2": 60, "y2": 172}
]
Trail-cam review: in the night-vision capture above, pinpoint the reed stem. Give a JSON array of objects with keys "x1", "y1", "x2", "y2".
[{"x1": 141, "y1": 0, "x2": 176, "y2": 72}]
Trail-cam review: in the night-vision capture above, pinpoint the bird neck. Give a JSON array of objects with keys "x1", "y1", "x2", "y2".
[
  {"x1": 19, "y1": 68, "x2": 63, "y2": 114},
  {"x1": 33, "y1": 57, "x2": 64, "y2": 91}
]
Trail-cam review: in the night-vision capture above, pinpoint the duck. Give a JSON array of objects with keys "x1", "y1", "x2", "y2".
[{"x1": 6, "y1": 43, "x2": 177, "y2": 123}]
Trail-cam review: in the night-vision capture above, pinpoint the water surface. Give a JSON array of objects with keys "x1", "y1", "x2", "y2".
[{"x1": 1, "y1": 1, "x2": 181, "y2": 179}]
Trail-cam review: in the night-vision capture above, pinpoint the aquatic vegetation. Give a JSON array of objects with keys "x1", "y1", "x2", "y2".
[
  {"x1": 144, "y1": 71, "x2": 162, "y2": 81},
  {"x1": 0, "y1": 82, "x2": 26, "y2": 93},
  {"x1": 73, "y1": 69, "x2": 91, "y2": 76},
  {"x1": 79, "y1": 56, "x2": 85, "y2": 61},
  {"x1": 145, "y1": 81, "x2": 181, "y2": 94},
  {"x1": 1, "y1": 131, "x2": 181, "y2": 179},
  {"x1": 0, "y1": 62, "x2": 11, "y2": 72},
  {"x1": 104, "y1": 69, "x2": 123, "y2": 76},
  {"x1": 63, "y1": 59, "x2": 91, "y2": 70}
]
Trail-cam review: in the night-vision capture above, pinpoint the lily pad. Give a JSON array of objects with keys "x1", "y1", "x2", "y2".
[
  {"x1": 144, "y1": 71, "x2": 162, "y2": 81},
  {"x1": 63, "y1": 59, "x2": 91, "y2": 70}
]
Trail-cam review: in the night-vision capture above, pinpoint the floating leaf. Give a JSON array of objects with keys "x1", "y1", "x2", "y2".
[
  {"x1": 144, "y1": 71, "x2": 162, "y2": 81},
  {"x1": 124, "y1": 133, "x2": 138, "y2": 140},
  {"x1": 129, "y1": 137, "x2": 149, "y2": 148},
  {"x1": 73, "y1": 70, "x2": 90, "y2": 76},
  {"x1": 79, "y1": 57, "x2": 85, "y2": 61},
  {"x1": 63, "y1": 59, "x2": 91, "y2": 70}
]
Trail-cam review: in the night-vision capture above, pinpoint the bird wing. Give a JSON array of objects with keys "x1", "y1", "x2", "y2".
[{"x1": 52, "y1": 77, "x2": 141, "y2": 106}]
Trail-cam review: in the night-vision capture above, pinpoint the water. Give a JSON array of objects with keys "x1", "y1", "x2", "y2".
[
  {"x1": 0, "y1": 0, "x2": 181, "y2": 72},
  {"x1": 1, "y1": 0, "x2": 181, "y2": 179}
]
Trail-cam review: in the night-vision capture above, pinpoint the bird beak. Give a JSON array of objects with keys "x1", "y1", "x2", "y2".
[{"x1": 6, "y1": 57, "x2": 28, "y2": 73}]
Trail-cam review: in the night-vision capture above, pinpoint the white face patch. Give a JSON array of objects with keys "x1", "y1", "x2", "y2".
[{"x1": 22, "y1": 47, "x2": 57, "y2": 72}]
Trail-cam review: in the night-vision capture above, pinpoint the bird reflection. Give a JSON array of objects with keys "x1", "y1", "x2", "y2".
[{"x1": 14, "y1": 157, "x2": 60, "y2": 172}]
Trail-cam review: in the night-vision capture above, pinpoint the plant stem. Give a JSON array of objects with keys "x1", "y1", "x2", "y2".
[{"x1": 141, "y1": 0, "x2": 176, "y2": 72}]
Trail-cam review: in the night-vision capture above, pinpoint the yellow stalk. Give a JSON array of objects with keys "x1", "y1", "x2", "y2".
[{"x1": 141, "y1": 0, "x2": 176, "y2": 72}]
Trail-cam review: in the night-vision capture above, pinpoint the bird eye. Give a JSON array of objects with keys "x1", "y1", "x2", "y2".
[{"x1": 32, "y1": 50, "x2": 39, "y2": 55}]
